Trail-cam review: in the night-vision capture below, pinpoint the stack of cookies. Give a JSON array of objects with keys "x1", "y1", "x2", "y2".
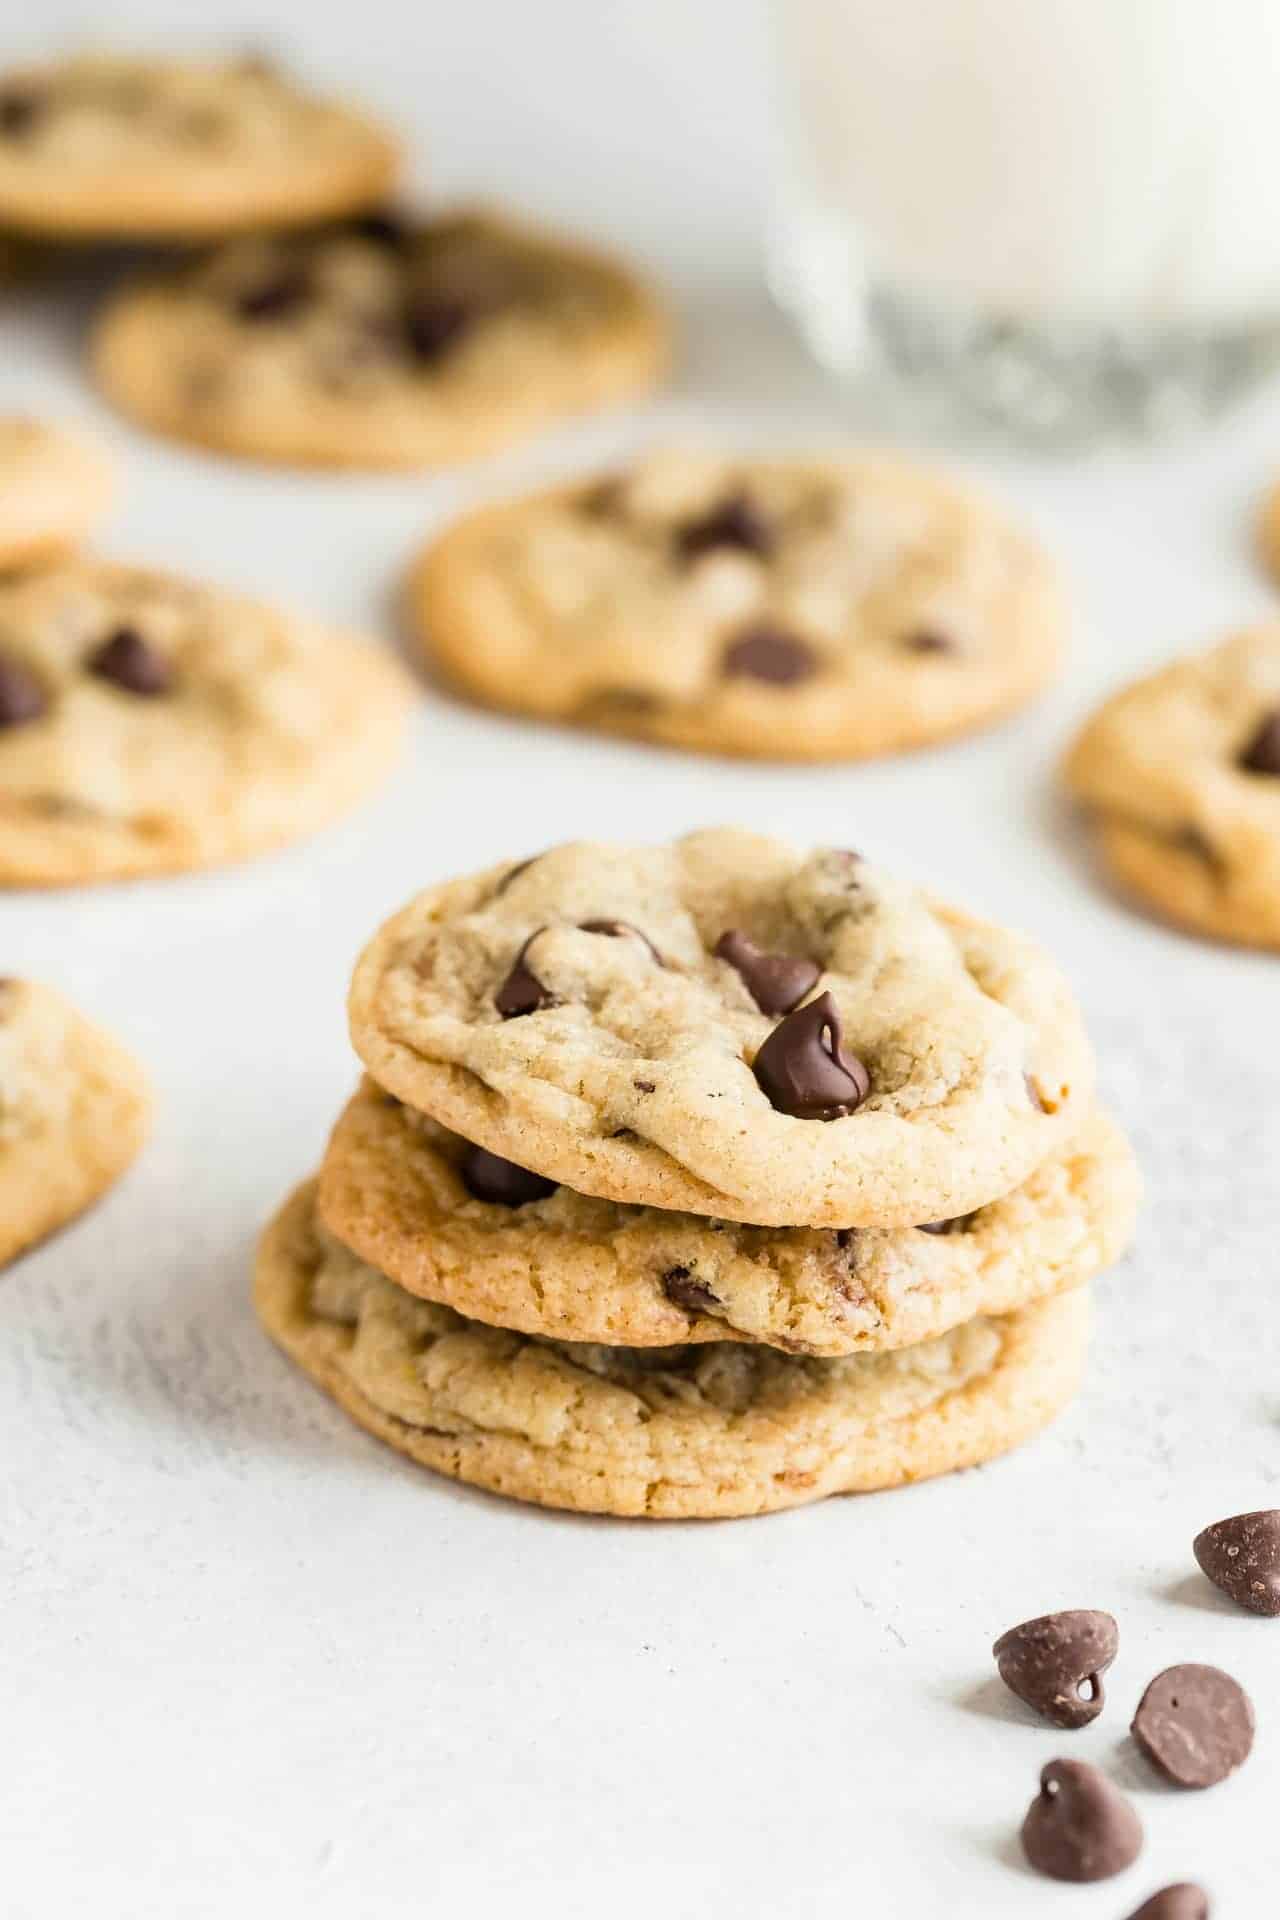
[{"x1": 256, "y1": 830, "x2": 1139, "y2": 1520}]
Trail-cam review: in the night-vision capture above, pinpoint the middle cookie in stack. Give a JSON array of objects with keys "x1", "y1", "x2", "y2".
[{"x1": 254, "y1": 830, "x2": 1139, "y2": 1518}]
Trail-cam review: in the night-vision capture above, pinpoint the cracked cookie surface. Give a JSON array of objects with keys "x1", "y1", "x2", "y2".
[
  {"x1": 0, "y1": 53, "x2": 397, "y2": 238},
  {"x1": 1064, "y1": 630, "x2": 1280, "y2": 949},
  {"x1": 412, "y1": 449, "x2": 1065, "y2": 760},
  {"x1": 348, "y1": 830, "x2": 1095, "y2": 1227},
  {"x1": 0, "y1": 419, "x2": 113, "y2": 569},
  {"x1": 256, "y1": 1180, "x2": 1091, "y2": 1519},
  {"x1": 0, "y1": 978, "x2": 150, "y2": 1266},
  {"x1": 0, "y1": 557, "x2": 413, "y2": 885},
  {"x1": 92, "y1": 209, "x2": 667, "y2": 469},
  {"x1": 319, "y1": 1081, "x2": 1135, "y2": 1354}
]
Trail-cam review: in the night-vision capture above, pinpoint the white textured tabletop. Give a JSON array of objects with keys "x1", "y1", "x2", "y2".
[{"x1": 4, "y1": 7, "x2": 1279, "y2": 1916}]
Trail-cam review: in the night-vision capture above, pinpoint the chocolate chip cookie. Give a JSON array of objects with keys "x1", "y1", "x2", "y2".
[
  {"x1": 0, "y1": 978, "x2": 150, "y2": 1267},
  {"x1": 0, "y1": 53, "x2": 397, "y2": 239},
  {"x1": 91, "y1": 209, "x2": 668, "y2": 468},
  {"x1": 0, "y1": 419, "x2": 113, "y2": 571},
  {"x1": 1064, "y1": 629, "x2": 1280, "y2": 948},
  {"x1": 318, "y1": 1081, "x2": 1136, "y2": 1354},
  {"x1": 348, "y1": 831, "x2": 1096, "y2": 1227},
  {"x1": 411, "y1": 450, "x2": 1065, "y2": 760},
  {"x1": 0, "y1": 557, "x2": 413, "y2": 885},
  {"x1": 255, "y1": 1179, "x2": 1091, "y2": 1519}
]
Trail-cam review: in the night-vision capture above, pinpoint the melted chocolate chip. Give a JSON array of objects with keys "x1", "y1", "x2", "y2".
[
  {"x1": 0, "y1": 89, "x2": 42, "y2": 136},
  {"x1": 495, "y1": 931, "x2": 556, "y2": 1018},
  {"x1": 676, "y1": 492, "x2": 773, "y2": 563},
  {"x1": 86, "y1": 628, "x2": 171, "y2": 697},
  {"x1": 1194, "y1": 1508, "x2": 1280, "y2": 1615},
  {"x1": 662, "y1": 1267, "x2": 720, "y2": 1314},
  {"x1": 1238, "y1": 706, "x2": 1280, "y2": 776},
  {"x1": 235, "y1": 268, "x2": 312, "y2": 322},
  {"x1": 458, "y1": 1144, "x2": 556, "y2": 1207},
  {"x1": 714, "y1": 929, "x2": 819, "y2": 1016},
  {"x1": 578, "y1": 920, "x2": 666, "y2": 965},
  {"x1": 751, "y1": 991, "x2": 870, "y2": 1120},
  {"x1": 904, "y1": 628, "x2": 955, "y2": 654},
  {"x1": 721, "y1": 622, "x2": 816, "y2": 687},
  {"x1": 993, "y1": 1610, "x2": 1118, "y2": 1729},
  {"x1": 1123, "y1": 1888, "x2": 1210, "y2": 1920},
  {"x1": 633, "y1": 1079, "x2": 655, "y2": 1094},
  {"x1": 404, "y1": 294, "x2": 472, "y2": 363},
  {"x1": 1020, "y1": 1759, "x2": 1143, "y2": 1883},
  {"x1": 0, "y1": 653, "x2": 47, "y2": 727},
  {"x1": 1131, "y1": 1664, "x2": 1255, "y2": 1789}
]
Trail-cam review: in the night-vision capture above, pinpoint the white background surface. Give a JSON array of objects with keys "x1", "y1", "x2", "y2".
[{"x1": 3, "y1": 6, "x2": 1279, "y2": 1915}]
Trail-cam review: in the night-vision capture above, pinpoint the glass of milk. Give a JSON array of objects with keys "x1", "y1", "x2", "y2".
[{"x1": 769, "y1": 0, "x2": 1280, "y2": 439}]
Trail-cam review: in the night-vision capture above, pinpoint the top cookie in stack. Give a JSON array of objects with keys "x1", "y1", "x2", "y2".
[
  {"x1": 347, "y1": 829, "x2": 1095, "y2": 1227},
  {"x1": 253, "y1": 832, "x2": 1136, "y2": 1519}
]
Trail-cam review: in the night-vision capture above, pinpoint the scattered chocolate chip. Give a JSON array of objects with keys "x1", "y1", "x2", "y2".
[
  {"x1": 235, "y1": 267, "x2": 311, "y2": 322},
  {"x1": 662, "y1": 1267, "x2": 720, "y2": 1314},
  {"x1": 633, "y1": 1079, "x2": 655, "y2": 1094},
  {"x1": 404, "y1": 293, "x2": 472, "y2": 363},
  {"x1": 458, "y1": 1144, "x2": 556, "y2": 1208},
  {"x1": 903, "y1": 628, "x2": 955, "y2": 654},
  {"x1": 751, "y1": 990, "x2": 870, "y2": 1121},
  {"x1": 1238, "y1": 707, "x2": 1280, "y2": 776},
  {"x1": 0, "y1": 652, "x2": 47, "y2": 727},
  {"x1": 1194, "y1": 1509, "x2": 1280, "y2": 1616},
  {"x1": 85, "y1": 628, "x2": 171, "y2": 697},
  {"x1": 578, "y1": 919, "x2": 666, "y2": 965},
  {"x1": 1020, "y1": 1758, "x2": 1143, "y2": 1883},
  {"x1": 993, "y1": 1610, "x2": 1118, "y2": 1729},
  {"x1": 676, "y1": 492, "x2": 773, "y2": 563},
  {"x1": 714, "y1": 929, "x2": 820, "y2": 1016},
  {"x1": 0, "y1": 89, "x2": 42, "y2": 136},
  {"x1": 721, "y1": 622, "x2": 817, "y2": 687},
  {"x1": 1131, "y1": 1664, "x2": 1254, "y2": 1789},
  {"x1": 494, "y1": 931, "x2": 556, "y2": 1018},
  {"x1": 1123, "y1": 1888, "x2": 1210, "y2": 1920}
]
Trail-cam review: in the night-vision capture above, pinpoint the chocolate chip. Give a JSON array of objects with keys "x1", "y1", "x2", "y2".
[
  {"x1": 903, "y1": 628, "x2": 955, "y2": 654},
  {"x1": 633, "y1": 1079, "x2": 655, "y2": 1094},
  {"x1": 1131, "y1": 1664, "x2": 1255, "y2": 1788},
  {"x1": 458, "y1": 1144, "x2": 556, "y2": 1208},
  {"x1": 404, "y1": 294, "x2": 472, "y2": 363},
  {"x1": 751, "y1": 990, "x2": 870, "y2": 1120},
  {"x1": 347, "y1": 208, "x2": 412, "y2": 249},
  {"x1": 0, "y1": 89, "x2": 42, "y2": 136},
  {"x1": 1238, "y1": 707, "x2": 1280, "y2": 776},
  {"x1": 721, "y1": 622, "x2": 816, "y2": 686},
  {"x1": 1020, "y1": 1759, "x2": 1143, "y2": 1883},
  {"x1": 0, "y1": 653, "x2": 47, "y2": 727},
  {"x1": 1123, "y1": 1889, "x2": 1210, "y2": 1920},
  {"x1": 578, "y1": 919, "x2": 666, "y2": 966},
  {"x1": 662, "y1": 1267, "x2": 720, "y2": 1314},
  {"x1": 235, "y1": 268, "x2": 311, "y2": 322},
  {"x1": 676, "y1": 492, "x2": 773, "y2": 563},
  {"x1": 85, "y1": 628, "x2": 171, "y2": 697},
  {"x1": 1194, "y1": 1508, "x2": 1280, "y2": 1615},
  {"x1": 495, "y1": 931, "x2": 556, "y2": 1018},
  {"x1": 714, "y1": 929, "x2": 820, "y2": 1016},
  {"x1": 993, "y1": 1609, "x2": 1118, "y2": 1729}
]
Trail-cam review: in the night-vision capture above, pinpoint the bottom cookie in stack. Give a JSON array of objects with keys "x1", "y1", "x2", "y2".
[{"x1": 254, "y1": 1095, "x2": 1137, "y2": 1520}]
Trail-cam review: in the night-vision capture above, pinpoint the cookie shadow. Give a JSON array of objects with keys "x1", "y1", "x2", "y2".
[
  {"x1": 950, "y1": 1674, "x2": 1044, "y2": 1730},
  {"x1": 1160, "y1": 1570, "x2": 1239, "y2": 1616}
]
